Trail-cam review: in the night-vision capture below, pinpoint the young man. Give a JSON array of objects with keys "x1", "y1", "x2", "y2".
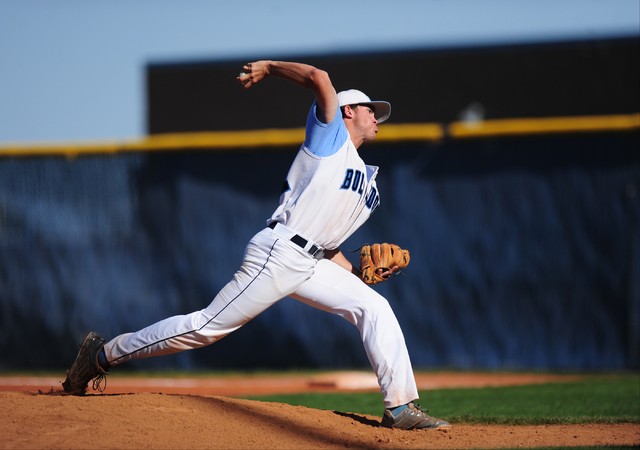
[{"x1": 63, "y1": 60, "x2": 450, "y2": 431}]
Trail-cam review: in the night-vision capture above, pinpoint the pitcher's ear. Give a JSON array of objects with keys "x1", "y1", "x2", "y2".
[{"x1": 342, "y1": 104, "x2": 357, "y2": 119}]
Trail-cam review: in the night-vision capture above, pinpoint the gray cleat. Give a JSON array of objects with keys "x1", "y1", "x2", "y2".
[{"x1": 380, "y1": 402, "x2": 451, "y2": 430}]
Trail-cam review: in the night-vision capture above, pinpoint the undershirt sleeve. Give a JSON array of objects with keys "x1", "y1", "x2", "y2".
[{"x1": 303, "y1": 101, "x2": 348, "y2": 157}]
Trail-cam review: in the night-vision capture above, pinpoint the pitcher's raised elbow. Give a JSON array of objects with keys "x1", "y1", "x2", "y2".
[{"x1": 308, "y1": 68, "x2": 331, "y2": 89}]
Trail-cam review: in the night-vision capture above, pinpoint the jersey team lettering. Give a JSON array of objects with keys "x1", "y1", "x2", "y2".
[{"x1": 340, "y1": 168, "x2": 380, "y2": 211}]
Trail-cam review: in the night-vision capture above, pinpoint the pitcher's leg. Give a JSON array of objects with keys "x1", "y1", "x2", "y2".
[
  {"x1": 104, "y1": 292, "x2": 247, "y2": 366},
  {"x1": 291, "y1": 259, "x2": 418, "y2": 408},
  {"x1": 105, "y1": 231, "x2": 314, "y2": 366}
]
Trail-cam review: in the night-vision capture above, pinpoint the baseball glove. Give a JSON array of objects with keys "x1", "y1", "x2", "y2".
[{"x1": 359, "y1": 243, "x2": 410, "y2": 285}]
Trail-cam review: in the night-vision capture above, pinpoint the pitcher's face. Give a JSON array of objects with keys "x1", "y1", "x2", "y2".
[{"x1": 350, "y1": 105, "x2": 379, "y2": 144}]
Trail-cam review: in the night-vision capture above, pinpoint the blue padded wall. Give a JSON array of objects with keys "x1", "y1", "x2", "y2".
[{"x1": 1, "y1": 132, "x2": 638, "y2": 371}]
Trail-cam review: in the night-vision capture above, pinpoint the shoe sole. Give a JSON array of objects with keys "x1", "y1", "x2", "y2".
[{"x1": 380, "y1": 421, "x2": 452, "y2": 430}]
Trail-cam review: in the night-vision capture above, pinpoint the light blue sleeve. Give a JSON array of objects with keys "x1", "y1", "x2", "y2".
[{"x1": 303, "y1": 101, "x2": 348, "y2": 157}]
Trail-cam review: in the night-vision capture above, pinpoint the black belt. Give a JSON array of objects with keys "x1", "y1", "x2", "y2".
[{"x1": 268, "y1": 222, "x2": 324, "y2": 259}]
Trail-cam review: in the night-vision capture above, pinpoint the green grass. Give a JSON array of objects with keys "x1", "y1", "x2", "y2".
[{"x1": 242, "y1": 373, "x2": 640, "y2": 425}]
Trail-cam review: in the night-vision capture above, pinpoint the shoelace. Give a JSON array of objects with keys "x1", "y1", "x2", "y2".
[
  {"x1": 92, "y1": 373, "x2": 107, "y2": 393},
  {"x1": 410, "y1": 403, "x2": 429, "y2": 417}
]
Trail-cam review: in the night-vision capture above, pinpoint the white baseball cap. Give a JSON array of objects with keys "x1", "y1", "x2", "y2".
[{"x1": 337, "y1": 89, "x2": 391, "y2": 123}]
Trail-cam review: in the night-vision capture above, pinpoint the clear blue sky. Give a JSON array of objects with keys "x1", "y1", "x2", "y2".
[{"x1": 1, "y1": 0, "x2": 638, "y2": 144}]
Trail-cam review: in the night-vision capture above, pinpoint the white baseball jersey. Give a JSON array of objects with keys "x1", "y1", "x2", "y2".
[{"x1": 268, "y1": 101, "x2": 380, "y2": 250}]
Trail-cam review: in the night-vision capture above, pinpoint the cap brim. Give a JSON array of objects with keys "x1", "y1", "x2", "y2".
[{"x1": 360, "y1": 101, "x2": 391, "y2": 123}]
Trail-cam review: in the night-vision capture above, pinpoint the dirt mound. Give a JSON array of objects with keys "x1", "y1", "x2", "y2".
[{"x1": 2, "y1": 390, "x2": 638, "y2": 449}]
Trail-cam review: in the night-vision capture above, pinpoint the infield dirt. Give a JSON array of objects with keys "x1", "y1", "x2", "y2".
[{"x1": 1, "y1": 372, "x2": 638, "y2": 449}]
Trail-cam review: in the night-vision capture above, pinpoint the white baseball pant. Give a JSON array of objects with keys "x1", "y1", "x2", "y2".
[{"x1": 104, "y1": 224, "x2": 419, "y2": 408}]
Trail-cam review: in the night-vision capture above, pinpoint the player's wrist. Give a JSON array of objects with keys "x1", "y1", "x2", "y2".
[{"x1": 263, "y1": 60, "x2": 273, "y2": 76}]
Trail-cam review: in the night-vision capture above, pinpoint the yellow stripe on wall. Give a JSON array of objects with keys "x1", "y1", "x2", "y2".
[
  {"x1": 448, "y1": 113, "x2": 640, "y2": 138},
  {"x1": 0, "y1": 113, "x2": 637, "y2": 158},
  {"x1": 0, "y1": 124, "x2": 445, "y2": 158},
  {"x1": 376, "y1": 123, "x2": 445, "y2": 142},
  {"x1": 0, "y1": 128, "x2": 307, "y2": 158}
]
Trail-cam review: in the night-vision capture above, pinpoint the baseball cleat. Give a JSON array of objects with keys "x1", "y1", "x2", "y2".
[
  {"x1": 62, "y1": 331, "x2": 109, "y2": 395},
  {"x1": 380, "y1": 402, "x2": 451, "y2": 430}
]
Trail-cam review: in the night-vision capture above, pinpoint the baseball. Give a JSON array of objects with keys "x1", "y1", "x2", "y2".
[{"x1": 239, "y1": 71, "x2": 250, "y2": 85}]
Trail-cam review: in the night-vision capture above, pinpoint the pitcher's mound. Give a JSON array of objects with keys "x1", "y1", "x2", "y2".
[{"x1": 2, "y1": 391, "x2": 638, "y2": 449}]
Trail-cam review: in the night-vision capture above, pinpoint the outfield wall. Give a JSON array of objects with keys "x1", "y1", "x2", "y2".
[{"x1": 1, "y1": 129, "x2": 638, "y2": 371}]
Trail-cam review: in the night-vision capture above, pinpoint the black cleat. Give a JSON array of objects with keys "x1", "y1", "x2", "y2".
[{"x1": 62, "y1": 331, "x2": 109, "y2": 395}]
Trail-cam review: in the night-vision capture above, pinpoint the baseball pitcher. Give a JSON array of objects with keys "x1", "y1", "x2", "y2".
[{"x1": 62, "y1": 60, "x2": 450, "y2": 431}]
